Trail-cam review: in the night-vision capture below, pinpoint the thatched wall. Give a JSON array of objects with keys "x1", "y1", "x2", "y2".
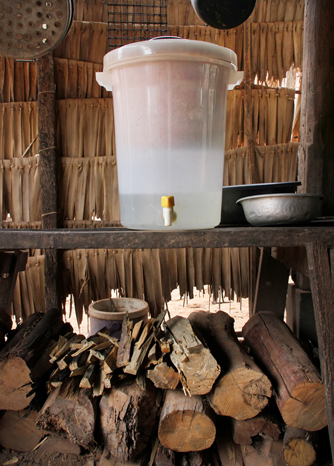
[{"x1": 0, "y1": 0, "x2": 303, "y2": 324}]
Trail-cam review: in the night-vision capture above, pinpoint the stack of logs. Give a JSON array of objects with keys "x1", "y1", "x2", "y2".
[{"x1": 0, "y1": 307, "x2": 329, "y2": 466}]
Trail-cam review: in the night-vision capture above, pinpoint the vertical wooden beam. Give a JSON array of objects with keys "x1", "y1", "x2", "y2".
[
  {"x1": 37, "y1": 52, "x2": 60, "y2": 311},
  {"x1": 243, "y1": 19, "x2": 259, "y2": 316},
  {"x1": 306, "y1": 242, "x2": 334, "y2": 460},
  {"x1": 299, "y1": 0, "x2": 334, "y2": 214},
  {"x1": 243, "y1": 20, "x2": 257, "y2": 182}
]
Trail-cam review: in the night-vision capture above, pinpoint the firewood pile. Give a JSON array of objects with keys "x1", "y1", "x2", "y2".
[{"x1": 0, "y1": 307, "x2": 329, "y2": 466}]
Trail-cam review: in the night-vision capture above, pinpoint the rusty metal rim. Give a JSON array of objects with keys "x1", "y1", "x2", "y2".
[{"x1": 0, "y1": 0, "x2": 73, "y2": 60}]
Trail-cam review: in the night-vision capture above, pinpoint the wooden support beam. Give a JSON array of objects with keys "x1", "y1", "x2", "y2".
[
  {"x1": 37, "y1": 52, "x2": 60, "y2": 311},
  {"x1": 299, "y1": 0, "x2": 334, "y2": 215},
  {"x1": 306, "y1": 241, "x2": 334, "y2": 460},
  {"x1": 1, "y1": 227, "x2": 334, "y2": 250}
]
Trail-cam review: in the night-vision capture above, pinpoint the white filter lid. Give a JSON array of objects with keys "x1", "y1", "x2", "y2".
[{"x1": 102, "y1": 37, "x2": 238, "y2": 71}]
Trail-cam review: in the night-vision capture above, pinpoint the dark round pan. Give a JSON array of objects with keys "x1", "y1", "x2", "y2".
[{"x1": 191, "y1": 0, "x2": 257, "y2": 30}]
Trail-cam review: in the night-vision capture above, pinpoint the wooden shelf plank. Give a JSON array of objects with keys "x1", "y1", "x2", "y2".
[{"x1": 0, "y1": 226, "x2": 334, "y2": 250}]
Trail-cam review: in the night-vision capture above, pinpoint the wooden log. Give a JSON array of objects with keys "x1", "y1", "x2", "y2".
[
  {"x1": 37, "y1": 377, "x2": 97, "y2": 449},
  {"x1": 99, "y1": 448, "x2": 148, "y2": 466},
  {"x1": 158, "y1": 388, "x2": 216, "y2": 453},
  {"x1": 215, "y1": 419, "x2": 243, "y2": 466},
  {"x1": 242, "y1": 311, "x2": 327, "y2": 431},
  {"x1": 164, "y1": 315, "x2": 221, "y2": 396},
  {"x1": 99, "y1": 378, "x2": 160, "y2": 462},
  {"x1": 154, "y1": 443, "x2": 176, "y2": 466},
  {"x1": 147, "y1": 362, "x2": 180, "y2": 390},
  {"x1": 283, "y1": 427, "x2": 317, "y2": 466},
  {"x1": 177, "y1": 450, "x2": 211, "y2": 466},
  {"x1": 0, "y1": 409, "x2": 47, "y2": 452},
  {"x1": 0, "y1": 309, "x2": 67, "y2": 410},
  {"x1": 30, "y1": 435, "x2": 81, "y2": 460},
  {"x1": 231, "y1": 409, "x2": 281, "y2": 445},
  {"x1": 188, "y1": 311, "x2": 272, "y2": 420},
  {"x1": 241, "y1": 438, "x2": 286, "y2": 466}
]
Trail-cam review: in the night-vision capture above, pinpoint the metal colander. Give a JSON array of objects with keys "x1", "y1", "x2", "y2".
[{"x1": 0, "y1": 0, "x2": 73, "y2": 59}]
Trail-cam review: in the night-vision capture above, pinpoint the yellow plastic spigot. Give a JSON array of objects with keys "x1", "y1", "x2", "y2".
[
  {"x1": 161, "y1": 196, "x2": 175, "y2": 208},
  {"x1": 161, "y1": 196, "x2": 175, "y2": 227}
]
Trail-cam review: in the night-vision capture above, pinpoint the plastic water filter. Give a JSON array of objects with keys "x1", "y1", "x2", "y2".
[{"x1": 97, "y1": 37, "x2": 243, "y2": 230}]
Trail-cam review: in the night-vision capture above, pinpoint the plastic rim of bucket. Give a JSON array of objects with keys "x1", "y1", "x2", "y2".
[{"x1": 88, "y1": 298, "x2": 149, "y2": 321}]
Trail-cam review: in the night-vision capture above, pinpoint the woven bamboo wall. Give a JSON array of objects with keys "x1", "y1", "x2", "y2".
[{"x1": 0, "y1": 0, "x2": 303, "y2": 323}]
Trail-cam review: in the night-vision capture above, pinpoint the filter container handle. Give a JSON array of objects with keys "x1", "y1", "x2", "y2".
[
  {"x1": 96, "y1": 71, "x2": 112, "y2": 91},
  {"x1": 227, "y1": 64, "x2": 244, "y2": 89}
]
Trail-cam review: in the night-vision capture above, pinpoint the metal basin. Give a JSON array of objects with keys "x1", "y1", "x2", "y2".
[
  {"x1": 220, "y1": 181, "x2": 301, "y2": 225},
  {"x1": 236, "y1": 193, "x2": 323, "y2": 226}
]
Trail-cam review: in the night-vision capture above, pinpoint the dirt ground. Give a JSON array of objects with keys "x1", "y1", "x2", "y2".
[{"x1": 0, "y1": 289, "x2": 249, "y2": 466}]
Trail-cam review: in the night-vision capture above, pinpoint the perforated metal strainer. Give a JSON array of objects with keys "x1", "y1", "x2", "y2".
[{"x1": 0, "y1": 0, "x2": 73, "y2": 59}]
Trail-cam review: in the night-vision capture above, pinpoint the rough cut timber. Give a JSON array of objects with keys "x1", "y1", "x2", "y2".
[
  {"x1": 37, "y1": 377, "x2": 97, "y2": 449},
  {"x1": 0, "y1": 308, "x2": 67, "y2": 410},
  {"x1": 158, "y1": 388, "x2": 216, "y2": 453},
  {"x1": 242, "y1": 311, "x2": 327, "y2": 431},
  {"x1": 283, "y1": 427, "x2": 317, "y2": 466},
  {"x1": 99, "y1": 378, "x2": 160, "y2": 462},
  {"x1": 188, "y1": 310, "x2": 272, "y2": 419},
  {"x1": 231, "y1": 409, "x2": 281, "y2": 445},
  {"x1": 164, "y1": 315, "x2": 220, "y2": 395}
]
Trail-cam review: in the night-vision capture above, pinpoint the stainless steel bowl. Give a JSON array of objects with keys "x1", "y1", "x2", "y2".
[
  {"x1": 220, "y1": 181, "x2": 301, "y2": 225},
  {"x1": 236, "y1": 193, "x2": 324, "y2": 226}
]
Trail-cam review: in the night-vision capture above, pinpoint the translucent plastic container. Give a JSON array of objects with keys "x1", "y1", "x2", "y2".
[{"x1": 97, "y1": 38, "x2": 242, "y2": 230}]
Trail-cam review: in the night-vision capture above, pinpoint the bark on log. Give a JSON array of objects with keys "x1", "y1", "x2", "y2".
[
  {"x1": 158, "y1": 388, "x2": 216, "y2": 453},
  {"x1": 242, "y1": 311, "x2": 327, "y2": 431},
  {"x1": 37, "y1": 377, "x2": 97, "y2": 449},
  {"x1": 99, "y1": 378, "x2": 160, "y2": 462},
  {"x1": 283, "y1": 427, "x2": 317, "y2": 466},
  {"x1": 231, "y1": 410, "x2": 281, "y2": 445},
  {"x1": 188, "y1": 311, "x2": 272, "y2": 419},
  {"x1": 164, "y1": 316, "x2": 220, "y2": 396},
  {"x1": 0, "y1": 309, "x2": 67, "y2": 410}
]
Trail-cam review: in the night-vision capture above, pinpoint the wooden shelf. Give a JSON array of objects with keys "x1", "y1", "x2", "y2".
[{"x1": 0, "y1": 226, "x2": 334, "y2": 250}]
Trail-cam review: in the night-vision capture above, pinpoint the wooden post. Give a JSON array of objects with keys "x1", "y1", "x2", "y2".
[
  {"x1": 243, "y1": 19, "x2": 256, "y2": 182},
  {"x1": 298, "y1": 0, "x2": 334, "y2": 215},
  {"x1": 243, "y1": 19, "x2": 260, "y2": 317},
  {"x1": 37, "y1": 52, "x2": 60, "y2": 311},
  {"x1": 306, "y1": 241, "x2": 334, "y2": 460}
]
